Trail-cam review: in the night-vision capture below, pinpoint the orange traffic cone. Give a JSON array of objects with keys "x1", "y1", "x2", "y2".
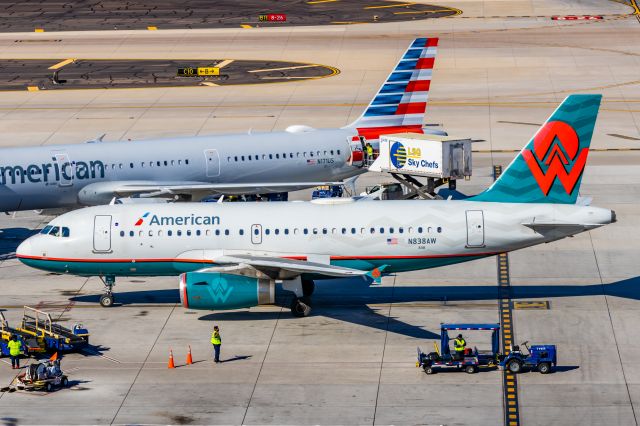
[
  {"x1": 168, "y1": 349, "x2": 175, "y2": 369},
  {"x1": 186, "y1": 346, "x2": 193, "y2": 365}
]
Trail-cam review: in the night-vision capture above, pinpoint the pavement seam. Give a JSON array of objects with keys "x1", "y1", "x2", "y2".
[
  {"x1": 240, "y1": 304, "x2": 283, "y2": 425},
  {"x1": 588, "y1": 231, "x2": 638, "y2": 425},
  {"x1": 109, "y1": 303, "x2": 177, "y2": 425},
  {"x1": 372, "y1": 275, "x2": 394, "y2": 426}
]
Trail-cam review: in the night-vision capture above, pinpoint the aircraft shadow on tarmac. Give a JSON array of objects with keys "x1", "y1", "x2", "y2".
[
  {"x1": 71, "y1": 275, "x2": 640, "y2": 341},
  {"x1": 0, "y1": 228, "x2": 38, "y2": 261}
]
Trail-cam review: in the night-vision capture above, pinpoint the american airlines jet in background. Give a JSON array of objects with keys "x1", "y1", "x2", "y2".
[
  {"x1": 0, "y1": 38, "x2": 442, "y2": 212},
  {"x1": 17, "y1": 95, "x2": 614, "y2": 313}
]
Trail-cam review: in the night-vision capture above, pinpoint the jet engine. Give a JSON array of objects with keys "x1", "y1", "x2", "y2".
[{"x1": 179, "y1": 272, "x2": 275, "y2": 310}]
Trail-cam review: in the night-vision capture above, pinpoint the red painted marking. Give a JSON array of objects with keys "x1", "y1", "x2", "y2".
[
  {"x1": 356, "y1": 124, "x2": 424, "y2": 140},
  {"x1": 552, "y1": 15, "x2": 602, "y2": 20},
  {"x1": 522, "y1": 120, "x2": 588, "y2": 195},
  {"x1": 426, "y1": 38, "x2": 439, "y2": 47},
  {"x1": 395, "y1": 102, "x2": 427, "y2": 115},
  {"x1": 405, "y1": 80, "x2": 431, "y2": 92},
  {"x1": 416, "y1": 57, "x2": 435, "y2": 69},
  {"x1": 134, "y1": 218, "x2": 144, "y2": 226}
]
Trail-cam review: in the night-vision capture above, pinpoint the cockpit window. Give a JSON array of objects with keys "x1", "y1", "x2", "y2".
[{"x1": 42, "y1": 225, "x2": 70, "y2": 237}]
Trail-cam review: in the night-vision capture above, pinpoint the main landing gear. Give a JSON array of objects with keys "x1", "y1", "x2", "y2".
[
  {"x1": 284, "y1": 278, "x2": 315, "y2": 317},
  {"x1": 99, "y1": 275, "x2": 116, "y2": 307}
]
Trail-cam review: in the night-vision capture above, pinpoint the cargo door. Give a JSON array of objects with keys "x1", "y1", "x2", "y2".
[
  {"x1": 348, "y1": 136, "x2": 364, "y2": 167},
  {"x1": 465, "y1": 210, "x2": 485, "y2": 248},
  {"x1": 251, "y1": 224, "x2": 262, "y2": 244},
  {"x1": 93, "y1": 215, "x2": 112, "y2": 252},
  {"x1": 51, "y1": 151, "x2": 73, "y2": 187},
  {"x1": 204, "y1": 149, "x2": 220, "y2": 177}
]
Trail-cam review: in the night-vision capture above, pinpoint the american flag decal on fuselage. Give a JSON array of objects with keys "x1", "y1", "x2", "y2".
[{"x1": 344, "y1": 37, "x2": 438, "y2": 143}]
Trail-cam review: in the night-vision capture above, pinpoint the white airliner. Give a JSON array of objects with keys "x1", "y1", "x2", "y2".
[
  {"x1": 16, "y1": 95, "x2": 614, "y2": 315},
  {"x1": 0, "y1": 37, "x2": 442, "y2": 212}
]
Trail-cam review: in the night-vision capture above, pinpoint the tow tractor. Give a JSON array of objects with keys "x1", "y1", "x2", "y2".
[
  {"x1": 2, "y1": 307, "x2": 89, "y2": 354},
  {"x1": 417, "y1": 323, "x2": 501, "y2": 374},
  {"x1": 500, "y1": 341, "x2": 557, "y2": 374},
  {"x1": 10, "y1": 359, "x2": 69, "y2": 392}
]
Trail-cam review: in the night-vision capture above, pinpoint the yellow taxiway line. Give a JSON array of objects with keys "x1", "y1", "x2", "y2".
[
  {"x1": 364, "y1": 2, "x2": 414, "y2": 9},
  {"x1": 248, "y1": 64, "x2": 319, "y2": 73},
  {"x1": 215, "y1": 59, "x2": 234, "y2": 69},
  {"x1": 48, "y1": 58, "x2": 75, "y2": 70},
  {"x1": 307, "y1": 0, "x2": 340, "y2": 4}
]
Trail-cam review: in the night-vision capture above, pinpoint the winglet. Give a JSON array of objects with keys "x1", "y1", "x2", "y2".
[{"x1": 366, "y1": 264, "x2": 389, "y2": 285}]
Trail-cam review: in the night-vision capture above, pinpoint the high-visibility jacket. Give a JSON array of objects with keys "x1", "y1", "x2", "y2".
[
  {"x1": 366, "y1": 146, "x2": 373, "y2": 156},
  {"x1": 8, "y1": 340, "x2": 22, "y2": 356},
  {"x1": 454, "y1": 338, "x2": 466, "y2": 352},
  {"x1": 211, "y1": 331, "x2": 221, "y2": 345}
]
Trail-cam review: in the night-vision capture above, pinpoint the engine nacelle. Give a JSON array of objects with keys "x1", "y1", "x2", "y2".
[{"x1": 179, "y1": 272, "x2": 275, "y2": 310}]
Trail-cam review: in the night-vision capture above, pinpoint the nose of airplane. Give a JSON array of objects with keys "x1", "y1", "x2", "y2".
[
  {"x1": 611, "y1": 210, "x2": 617, "y2": 224},
  {"x1": 16, "y1": 239, "x2": 32, "y2": 259}
]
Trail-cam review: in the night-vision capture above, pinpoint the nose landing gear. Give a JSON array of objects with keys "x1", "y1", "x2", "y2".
[{"x1": 99, "y1": 275, "x2": 116, "y2": 307}]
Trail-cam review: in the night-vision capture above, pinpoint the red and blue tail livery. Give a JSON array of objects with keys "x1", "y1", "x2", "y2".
[{"x1": 345, "y1": 37, "x2": 438, "y2": 143}]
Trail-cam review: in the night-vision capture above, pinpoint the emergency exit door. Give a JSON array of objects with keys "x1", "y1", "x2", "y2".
[
  {"x1": 251, "y1": 224, "x2": 262, "y2": 244},
  {"x1": 93, "y1": 215, "x2": 112, "y2": 252},
  {"x1": 465, "y1": 210, "x2": 485, "y2": 248},
  {"x1": 204, "y1": 149, "x2": 220, "y2": 177}
]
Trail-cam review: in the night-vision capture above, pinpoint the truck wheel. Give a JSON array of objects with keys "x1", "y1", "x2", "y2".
[
  {"x1": 538, "y1": 362, "x2": 551, "y2": 374},
  {"x1": 507, "y1": 360, "x2": 523, "y2": 374},
  {"x1": 62, "y1": 377, "x2": 69, "y2": 387},
  {"x1": 465, "y1": 365, "x2": 478, "y2": 374},
  {"x1": 45, "y1": 382, "x2": 53, "y2": 392},
  {"x1": 424, "y1": 366, "x2": 434, "y2": 375}
]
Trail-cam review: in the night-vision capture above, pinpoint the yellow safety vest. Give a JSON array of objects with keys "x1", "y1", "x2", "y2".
[
  {"x1": 8, "y1": 340, "x2": 22, "y2": 356},
  {"x1": 454, "y1": 338, "x2": 466, "y2": 352},
  {"x1": 211, "y1": 331, "x2": 221, "y2": 345}
]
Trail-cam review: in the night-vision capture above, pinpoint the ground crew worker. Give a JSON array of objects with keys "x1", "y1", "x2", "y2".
[
  {"x1": 8, "y1": 335, "x2": 23, "y2": 369},
  {"x1": 211, "y1": 325, "x2": 222, "y2": 363},
  {"x1": 454, "y1": 334, "x2": 466, "y2": 360},
  {"x1": 365, "y1": 143, "x2": 374, "y2": 163}
]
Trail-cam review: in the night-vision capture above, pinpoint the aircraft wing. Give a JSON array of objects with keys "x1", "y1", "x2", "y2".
[
  {"x1": 110, "y1": 181, "x2": 350, "y2": 197},
  {"x1": 198, "y1": 254, "x2": 368, "y2": 280}
]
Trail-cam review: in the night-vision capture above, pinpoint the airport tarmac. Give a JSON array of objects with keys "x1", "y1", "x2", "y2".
[{"x1": 0, "y1": 0, "x2": 639, "y2": 424}]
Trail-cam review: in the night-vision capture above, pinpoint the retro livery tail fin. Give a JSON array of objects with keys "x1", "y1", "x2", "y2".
[
  {"x1": 344, "y1": 37, "x2": 438, "y2": 142},
  {"x1": 470, "y1": 94, "x2": 602, "y2": 204}
]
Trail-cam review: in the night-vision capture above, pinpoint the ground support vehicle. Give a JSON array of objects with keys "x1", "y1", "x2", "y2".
[
  {"x1": 417, "y1": 323, "x2": 501, "y2": 374},
  {"x1": 500, "y1": 341, "x2": 557, "y2": 374}
]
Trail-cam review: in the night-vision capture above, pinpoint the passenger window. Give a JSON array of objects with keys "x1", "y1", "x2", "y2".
[
  {"x1": 379, "y1": 227, "x2": 384, "y2": 234},
  {"x1": 312, "y1": 228, "x2": 318, "y2": 235},
  {"x1": 241, "y1": 156, "x2": 245, "y2": 161},
  {"x1": 324, "y1": 150, "x2": 327, "y2": 155},
  {"x1": 177, "y1": 230, "x2": 182, "y2": 236},
  {"x1": 408, "y1": 227, "x2": 413, "y2": 233},
  {"x1": 290, "y1": 153, "x2": 293, "y2": 158},
  {"x1": 265, "y1": 229, "x2": 270, "y2": 235},
  {"x1": 341, "y1": 228, "x2": 346, "y2": 234},
  {"x1": 303, "y1": 152, "x2": 307, "y2": 157},
  {"x1": 129, "y1": 231, "x2": 134, "y2": 237},
  {"x1": 330, "y1": 150, "x2": 334, "y2": 155},
  {"x1": 337, "y1": 149, "x2": 341, "y2": 155},
  {"x1": 399, "y1": 227, "x2": 404, "y2": 234},
  {"x1": 164, "y1": 161, "x2": 168, "y2": 166},
  {"x1": 247, "y1": 156, "x2": 251, "y2": 161},
  {"x1": 156, "y1": 161, "x2": 161, "y2": 167},
  {"x1": 303, "y1": 229, "x2": 308, "y2": 235},
  {"x1": 276, "y1": 154, "x2": 280, "y2": 159},
  {"x1": 294, "y1": 228, "x2": 298, "y2": 235},
  {"x1": 275, "y1": 229, "x2": 280, "y2": 235},
  {"x1": 148, "y1": 230, "x2": 153, "y2": 236},
  {"x1": 234, "y1": 156, "x2": 238, "y2": 162},
  {"x1": 360, "y1": 228, "x2": 365, "y2": 234},
  {"x1": 269, "y1": 154, "x2": 273, "y2": 160},
  {"x1": 437, "y1": 227, "x2": 442, "y2": 233},
  {"x1": 196, "y1": 230, "x2": 201, "y2": 236},
  {"x1": 418, "y1": 227, "x2": 423, "y2": 233},
  {"x1": 178, "y1": 160, "x2": 182, "y2": 165},
  {"x1": 158, "y1": 230, "x2": 163, "y2": 237},
  {"x1": 255, "y1": 155, "x2": 259, "y2": 160},
  {"x1": 239, "y1": 229, "x2": 244, "y2": 236},
  {"x1": 119, "y1": 164, "x2": 123, "y2": 169},
  {"x1": 140, "y1": 162, "x2": 145, "y2": 168},
  {"x1": 322, "y1": 228, "x2": 327, "y2": 235},
  {"x1": 149, "y1": 162, "x2": 153, "y2": 167},
  {"x1": 351, "y1": 228, "x2": 356, "y2": 234},
  {"x1": 185, "y1": 159, "x2": 189, "y2": 165},
  {"x1": 187, "y1": 230, "x2": 191, "y2": 236},
  {"x1": 262, "y1": 154, "x2": 266, "y2": 160},
  {"x1": 370, "y1": 228, "x2": 375, "y2": 234},
  {"x1": 206, "y1": 230, "x2": 211, "y2": 236},
  {"x1": 390, "y1": 227, "x2": 394, "y2": 233},
  {"x1": 130, "y1": 163, "x2": 134, "y2": 168},
  {"x1": 171, "y1": 160, "x2": 175, "y2": 165},
  {"x1": 215, "y1": 229, "x2": 220, "y2": 236},
  {"x1": 310, "y1": 152, "x2": 314, "y2": 157},
  {"x1": 224, "y1": 229, "x2": 229, "y2": 236},
  {"x1": 120, "y1": 231, "x2": 125, "y2": 237},
  {"x1": 139, "y1": 230, "x2": 144, "y2": 237},
  {"x1": 332, "y1": 228, "x2": 336, "y2": 234},
  {"x1": 168, "y1": 230, "x2": 172, "y2": 236},
  {"x1": 284, "y1": 229, "x2": 289, "y2": 235}
]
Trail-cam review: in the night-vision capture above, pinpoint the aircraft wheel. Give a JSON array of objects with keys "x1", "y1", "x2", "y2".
[
  {"x1": 290, "y1": 298, "x2": 311, "y2": 317},
  {"x1": 100, "y1": 293, "x2": 114, "y2": 308}
]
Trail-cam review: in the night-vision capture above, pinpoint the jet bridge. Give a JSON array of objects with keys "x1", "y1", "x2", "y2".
[{"x1": 368, "y1": 133, "x2": 474, "y2": 199}]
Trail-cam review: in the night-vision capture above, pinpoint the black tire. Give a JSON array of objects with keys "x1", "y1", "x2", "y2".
[
  {"x1": 424, "y1": 365, "x2": 434, "y2": 375},
  {"x1": 507, "y1": 359, "x2": 523, "y2": 374},
  {"x1": 290, "y1": 298, "x2": 311, "y2": 317},
  {"x1": 45, "y1": 382, "x2": 53, "y2": 392},
  {"x1": 465, "y1": 365, "x2": 478, "y2": 374},
  {"x1": 538, "y1": 362, "x2": 551, "y2": 374},
  {"x1": 99, "y1": 293, "x2": 114, "y2": 308},
  {"x1": 62, "y1": 377, "x2": 69, "y2": 387}
]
